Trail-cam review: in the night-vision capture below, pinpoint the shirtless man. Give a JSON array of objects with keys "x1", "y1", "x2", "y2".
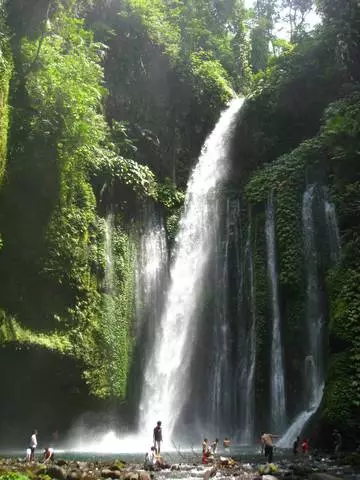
[{"x1": 261, "y1": 433, "x2": 280, "y2": 463}]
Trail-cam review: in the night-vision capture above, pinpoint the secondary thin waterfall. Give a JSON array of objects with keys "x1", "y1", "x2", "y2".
[
  {"x1": 238, "y1": 219, "x2": 256, "y2": 444},
  {"x1": 279, "y1": 185, "x2": 324, "y2": 447},
  {"x1": 323, "y1": 192, "x2": 341, "y2": 263},
  {"x1": 135, "y1": 208, "x2": 168, "y2": 341},
  {"x1": 104, "y1": 212, "x2": 115, "y2": 293},
  {"x1": 303, "y1": 185, "x2": 324, "y2": 407},
  {"x1": 138, "y1": 98, "x2": 245, "y2": 441},
  {"x1": 265, "y1": 194, "x2": 286, "y2": 433}
]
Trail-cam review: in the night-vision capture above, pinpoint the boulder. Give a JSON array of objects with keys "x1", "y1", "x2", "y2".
[
  {"x1": 45, "y1": 465, "x2": 67, "y2": 480},
  {"x1": 262, "y1": 475, "x2": 279, "y2": 480},
  {"x1": 312, "y1": 474, "x2": 344, "y2": 480},
  {"x1": 292, "y1": 465, "x2": 314, "y2": 476},
  {"x1": 110, "y1": 461, "x2": 126, "y2": 470},
  {"x1": 101, "y1": 469, "x2": 122, "y2": 479},
  {"x1": 67, "y1": 470, "x2": 82, "y2": 480},
  {"x1": 138, "y1": 471, "x2": 151, "y2": 480},
  {"x1": 110, "y1": 471, "x2": 121, "y2": 479},
  {"x1": 122, "y1": 473, "x2": 139, "y2": 480},
  {"x1": 203, "y1": 467, "x2": 217, "y2": 480}
]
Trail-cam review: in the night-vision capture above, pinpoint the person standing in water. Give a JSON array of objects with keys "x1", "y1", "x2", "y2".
[
  {"x1": 29, "y1": 429, "x2": 38, "y2": 462},
  {"x1": 333, "y1": 429, "x2": 342, "y2": 453},
  {"x1": 293, "y1": 436, "x2": 300, "y2": 455},
  {"x1": 223, "y1": 437, "x2": 231, "y2": 448},
  {"x1": 301, "y1": 438, "x2": 309, "y2": 455},
  {"x1": 261, "y1": 432, "x2": 280, "y2": 463},
  {"x1": 153, "y1": 421, "x2": 162, "y2": 454},
  {"x1": 210, "y1": 438, "x2": 219, "y2": 454}
]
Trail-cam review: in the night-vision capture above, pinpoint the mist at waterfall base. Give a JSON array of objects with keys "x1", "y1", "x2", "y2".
[{"x1": 66, "y1": 104, "x2": 342, "y2": 453}]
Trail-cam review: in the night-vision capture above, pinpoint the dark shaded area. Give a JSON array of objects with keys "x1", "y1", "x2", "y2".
[
  {"x1": 0, "y1": 75, "x2": 66, "y2": 331},
  {"x1": 0, "y1": 343, "x2": 101, "y2": 448}
]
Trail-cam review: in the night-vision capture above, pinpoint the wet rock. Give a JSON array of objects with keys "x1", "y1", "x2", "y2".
[
  {"x1": 67, "y1": 469, "x2": 82, "y2": 480},
  {"x1": 339, "y1": 454, "x2": 360, "y2": 466},
  {"x1": 203, "y1": 467, "x2": 217, "y2": 480},
  {"x1": 111, "y1": 471, "x2": 121, "y2": 479},
  {"x1": 122, "y1": 473, "x2": 138, "y2": 480},
  {"x1": 110, "y1": 463, "x2": 125, "y2": 471},
  {"x1": 311, "y1": 474, "x2": 344, "y2": 480},
  {"x1": 138, "y1": 471, "x2": 151, "y2": 480},
  {"x1": 45, "y1": 465, "x2": 67, "y2": 480},
  {"x1": 291, "y1": 466, "x2": 314, "y2": 476},
  {"x1": 101, "y1": 469, "x2": 122, "y2": 479},
  {"x1": 262, "y1": 475, "x2": 279, "y2": 480}
]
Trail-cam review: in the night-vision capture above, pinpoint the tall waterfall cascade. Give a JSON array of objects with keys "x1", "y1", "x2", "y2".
[
  {"x1": 265, "y1": 195, "x2": 287, "y2": 433},
  {"x1": 236, "y1": 218, "x2": 257, "y2": 444},
  {"x1": 138, "y1": 98, "x2": 245, "y2": 442},
  {"x1": 303, "y1": 186, "x2": 324, "y2": 408},
  {"x1": 209, "y1": 198, "x2": 232, "y2": 430}
]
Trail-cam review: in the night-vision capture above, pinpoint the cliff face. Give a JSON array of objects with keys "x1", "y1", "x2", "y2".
[{"x1": 228, "y1": 30, "x2": 360, "y2": 445}]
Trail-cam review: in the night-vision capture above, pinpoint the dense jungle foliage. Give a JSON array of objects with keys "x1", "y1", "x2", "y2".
[{"x1": 0, "y1": 0, "x2": 359, "y2": 447}]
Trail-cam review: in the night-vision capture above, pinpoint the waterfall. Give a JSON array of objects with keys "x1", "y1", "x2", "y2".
[
  {"x1": 138, "y1": 98, "x2": 245, "y2": 442},
  {"x1": 135, "y1": 207, "x2": 168, "y2": 341},
  {"x1": 323, "y1": 193, "x2": 341, "y2": 263},
  {"x1": 303, "y1": 185, "x2": 324, "y2": 408},
  {"x1": 265, "y1": 194, "x2": 286, "y2": 433},
  {"x1": 278, "y1": 185, "x2": 325, "y2": 447},
  {"x1": 209, "y1": 198, "x2": 232, "y2": 430},
  {"x1": 104, "y1": 211, "x2": 115, "y2": 293},
  {"x1": 245, "y1": 221, "x2": 256, "y2": 443},
  {"x1": 238, "y1": 219, "x2": 256, "y2": 444}
]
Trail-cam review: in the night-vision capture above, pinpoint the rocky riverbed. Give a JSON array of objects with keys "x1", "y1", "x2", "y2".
[{"x1": 1, "y1": 452, "x2": 360, "y2": 480}]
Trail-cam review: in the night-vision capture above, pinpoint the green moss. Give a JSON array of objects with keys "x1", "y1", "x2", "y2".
[
  {"x1": 252, "y1": 210, "x2": 270, "y2": 418},
  {"x1": 81, "y1": 217, "x2": 137, "y2": 399},
  {"x1": 0, "y1": 12, "x2": 12, "y2": 185},
  {"x1": 0, "y1": 310, "x2": 72, "y2": 352},
  {"x1": 322, "y1": 352, "x2": 354, "y2": 425}
]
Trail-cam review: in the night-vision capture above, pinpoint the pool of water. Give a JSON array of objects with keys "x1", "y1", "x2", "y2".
[{"x1": 0, "y1": 445, "x2": 292, "y2": 464}]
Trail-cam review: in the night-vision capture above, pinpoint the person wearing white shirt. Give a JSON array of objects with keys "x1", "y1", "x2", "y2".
[
  {"x1": 29, "y1": 429, "x2": 38, "y2": 461},
  {"x1": 144, "y1": 446, "x2": 157, "y2": 470}
]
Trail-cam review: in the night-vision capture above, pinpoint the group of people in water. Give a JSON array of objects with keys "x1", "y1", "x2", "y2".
[
  {"x1": 144, "y1": 421, "x2": 232, "y2": 469},
  {"x1": 201, "y1": 437, "x2": 231, "y2": 464},
  {"x1": 292, "y1": 436, "x2": 309, "y2": 456},
  {"x1": 25, "y1": 429, "x2": 55, "y2": 463},
  {"x1": 144, "y1": 421, "x2": 170, "y2": 470},
  {"x1": 26, "y1": 421, "x2": 344, "y2": 468},
  {"x1": 261, "y1": 428, "x2": 343, "y2": 464}
]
